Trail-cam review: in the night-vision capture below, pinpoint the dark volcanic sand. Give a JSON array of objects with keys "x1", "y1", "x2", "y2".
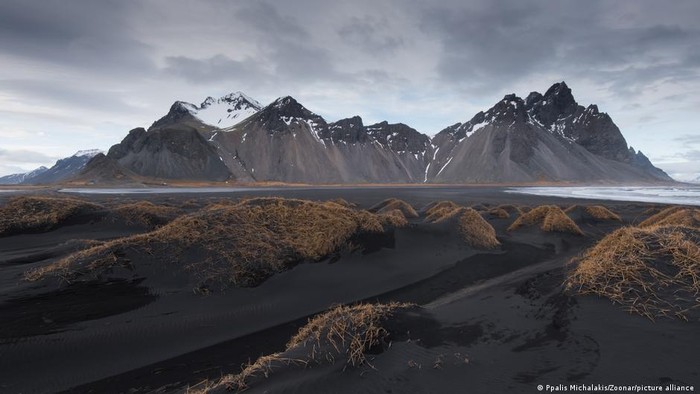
[{"x1": 0, "y1": 186, "x2": 697, "y2": 394}]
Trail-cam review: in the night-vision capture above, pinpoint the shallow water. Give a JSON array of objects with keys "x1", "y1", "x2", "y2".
[
  {"x1": 506, "y1": 186, "x2": 700, "y2": 206},
  {"x1": 58, "y1": 187, "x2": 269, "y2": 194}
]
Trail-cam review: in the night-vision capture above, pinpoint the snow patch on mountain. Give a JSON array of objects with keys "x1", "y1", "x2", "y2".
[
  {"x1": 74, "y1": 149, "x2": 104, "y2": 157},
  {"x1": 187, "y1": 92, "x2": 262, "y2": 129}
]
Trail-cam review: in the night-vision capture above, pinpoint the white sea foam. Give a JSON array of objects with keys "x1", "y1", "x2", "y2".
[{"x1": 506, "y1": 186, "x2": 700, "y2": 206}]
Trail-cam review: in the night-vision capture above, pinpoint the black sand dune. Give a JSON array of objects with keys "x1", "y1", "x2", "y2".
[{"x1": 0, "y1": 187, "x2": 697, "y2": 394}]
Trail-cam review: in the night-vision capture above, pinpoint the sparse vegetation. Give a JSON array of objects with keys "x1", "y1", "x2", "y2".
[
  {"x1": 113, "y1": 201, "x2": 183, "y2": 227},
  {"x1": 487, "y1": 208, "x2": 510, "y2": 219},
  {"x1": 458, "y1": 208, "x2": 501, "y2": 249},
  {"x1": 191, "y1": 302, "x2": 412, "y2": 393},
  {"x1": 0, "y1": 196, "x2": 104, "y2": 237},
  {"x1": 369, "y1": 198, "x2": 419, "y2": 218},
  {"x1": 328, "y1": 198, "x2": 356, "y2": 208},
  {"x1": 566, "y1": 225, "x2": 700, "y2": 320},
  {"x1": 424, "y1": 205, "x2": 500, "y2": 249},
  {"x1": 565, "y1": 205, "x2": 622, "y2": 221},
  {"x1": 423, "y1": 200, "x2": 462, "y2": 222},
  {"x1": 508, "y1": 205, "x2": 584, "y2": 235},
  {"x1": 378, "y1": 209, "x2": 409, "y2": 228},
  {"x1": 26, "y1": 198, "x2": 399, "y2": 288},
  {"x1": 496, "y1": 204, "x2": 523, "y2": 215},
  {"x1": 639, "y1": 206, "x2": 700, "y2": 228}
]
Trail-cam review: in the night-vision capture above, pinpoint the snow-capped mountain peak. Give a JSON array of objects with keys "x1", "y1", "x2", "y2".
[
  {"x1": 149, "y1": 92, "x2": 263, "y2": 130},
  {"x1": 73, "y1": 149, "x2": 104, "y2": 158},
  {"x1": 190, "y1": 92, "x2": 262, "y2": 128}
]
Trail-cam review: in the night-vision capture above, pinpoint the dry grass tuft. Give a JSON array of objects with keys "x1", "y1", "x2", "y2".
[
  {"x1": 423, "y1": 201, "x2": 462, "y2": 222},
  {"x1": 496, "y1": 204, "x2": 523, "y2": 215},
  {"x1": 487, "y1": 208, "x2": 510, "y2": 219},
  {"x1": 458, "y1": 208, "x2": 501, "y2": 249},
  {"x1": 26, "y1": 198, "x2": 392, "y2": 287},
  {"x1": 639, "y1": 206, "x2": 700, "y2": 229},
  {"x1": 192, "y1": 302, "x2": 411, "y2": 393},
  {"x1": 0, "y1": 196, "x2": 104, "y2": 237},
  {"x1": 113, "y1": 201, "x2": 183, "y2": 227},
  {"x1": 424, "y1": 206, "x2": 499, "y2": 249},
  {"x1": 369, "y1": 198, "x2": 419, "y2": 218},
  {"x1": 508, "y1": 205, "x2": 584, "y2": 235},
  {"x1": 328, "y1": 198, "x2": 356, "y2": 208},
  {"x1": 565, "y1": 205, "x2": 621, "y2": 221},
  {"x1": 566, "y1": 225, "x2": 700, "y2": 320},
  {"x1": 378, "y1": 209, "x2": 409, "y2": 228}
]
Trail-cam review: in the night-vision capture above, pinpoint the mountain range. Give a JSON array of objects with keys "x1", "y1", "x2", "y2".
[
  {"x1": 0, "y1": 150, "x2": 103, "y2": 185},
  {"x1": 3, "y1": 82, "x2": 673, "y2": 185}
]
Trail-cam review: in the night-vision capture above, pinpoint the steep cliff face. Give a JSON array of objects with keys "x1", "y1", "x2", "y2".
[{"x1": 107, "y1": 126, "x2": 231, "y2": 181}]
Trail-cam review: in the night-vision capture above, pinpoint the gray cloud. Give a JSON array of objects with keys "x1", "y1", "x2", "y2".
[
  {"x1": 675, "y1": 134, "x2": 700, "y2": 145},
  {"x1": 681, "y1": 150, "x2": 700, "y2": 161},
  {"x1": 338, "y1": 17, "x2": 405, "y2": 54},
  {"x1": 164, "y1": 55, "x2": 269, "y2": 84},
  {"x1": 0, "y1": 79, "x2": 138, "y2": 113},
  {"x1": 0, "y1": 0, "x2": 154, "y2": 74},
  {"x1": 0, "y1": 148, "x2": 58, "y2": 164},
  {"x1": 418, "y1": 0, "x2": 700, "y2": 97}
]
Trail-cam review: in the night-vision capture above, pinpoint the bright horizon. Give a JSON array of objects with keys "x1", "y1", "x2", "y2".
[{"x1": 1, "y1": 1, "x2": 699, "y2": 180}]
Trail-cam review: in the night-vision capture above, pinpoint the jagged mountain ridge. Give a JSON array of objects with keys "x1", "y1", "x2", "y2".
[
  {"x1": 204, "y1": 96, "x2": 429, "y2": 183},
  {"x1": 429, "y1": 83, "x2": 671, "y2": 183},
  {"x1": 78, "y1": 82, "x2": 671, "y2": 184}
]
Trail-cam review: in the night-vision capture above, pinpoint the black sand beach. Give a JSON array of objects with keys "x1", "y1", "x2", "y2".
[{"x1": 0, "y1": 186, "x2": 697, "y2": 394}]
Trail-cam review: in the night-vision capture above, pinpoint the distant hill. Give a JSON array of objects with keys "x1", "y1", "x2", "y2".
[{"x1": 0, "y1": 150, "x2": 103, "y2": 185}]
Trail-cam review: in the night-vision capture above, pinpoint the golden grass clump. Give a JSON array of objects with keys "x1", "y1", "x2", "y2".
[
  {"x1": 378, "y1": 209, "x2": 409, "y2": 228},
  {"x1": 112, "y1": 201, "x2": 183, "y2": 227},
  {"x1": 0, "y1": 196, "x2": 104, "y2": 237},
  {"x1": 26, "y1": 198, "x2": 391, "y2": 287},
  {"x1": 424, "y1": 205, "x2": 499, "y2": 249},
  {"x1": 369, "y1": 198, "x2": 419, "y2": 218},
  {"x1": 487, "y1": 208, "x2": 510, "y2": 219},
  {"x1": 508, "y1": 205, "x2": 584, "y2": 235},
  {"x1": 496, "y1": 204, "x2": 523, "y2": 215},
  {"x1": 192, "y1": 302, "x2": 411, "y2": 393},
  {"x1": 566, "y1": 225, "x2": 700, "y2": 320},
  {"x1": 328, "y1": 198, "x2": 356, "y2": 208},
  {"x1": 564, "y1": 205, "x2": 622, "y2": 221},
  {"x1": 638, "y1": 206, "x2": 700, "y2": 229},
  {"x1": 422, "y1": 200, "x2": 462, "y2": 222},
  {"x1": 458, "y1": 208, "x2": 501, "y2": 249}
]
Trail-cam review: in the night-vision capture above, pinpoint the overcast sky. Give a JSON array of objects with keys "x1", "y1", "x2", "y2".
[{"x1": 1, "y1": 0, "x2": 699, "y2": 180}]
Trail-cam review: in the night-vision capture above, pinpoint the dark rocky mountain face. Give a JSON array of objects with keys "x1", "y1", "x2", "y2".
[
  {"x1": 76, "y1": 153, "x2": 141, "y2": 185},
  {"x1": 149, "y1": 101, "x2": 205, "y2": 131},
  {"x1": 366, "y1": 121, "x2": 431, "y2": 155},
  {"x1": 326, "y1": 116, "x2": 370, "y2": 144},
  {"x1": 107, "y1": 126, "x2": 230, "y2": 181},
  {"x1": 80, "y1": 83, "x2": 671, "y2": 185},
  {"x1": 429, "y1": 83, "x2": 671, "y2": 183},
  {"x1": 208, "y1": 98, "x2": 423, "y2": 183},
  {"x1": 525, "y1": 82, "x2": 642, "y2": 164}
]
